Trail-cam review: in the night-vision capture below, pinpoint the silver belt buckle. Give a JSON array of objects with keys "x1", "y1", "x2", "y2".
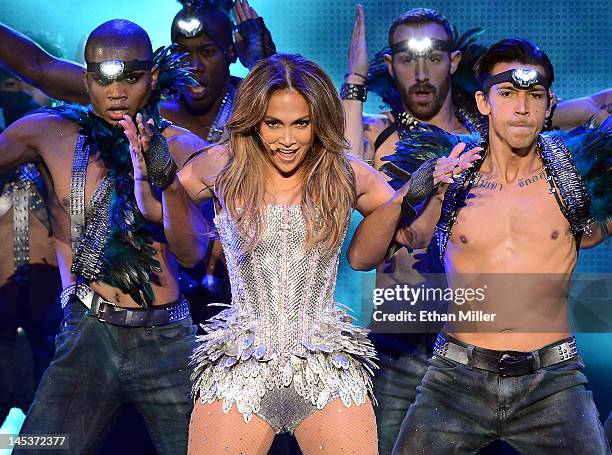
[{"x1": 555, "y1": 338, "x2": 577, "y2": 361}]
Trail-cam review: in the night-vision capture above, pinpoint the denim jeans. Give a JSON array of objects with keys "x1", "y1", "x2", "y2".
[
  {"x1": 392, "y1": 347, "x2": 611, "y2": 454},
  {"x1": 17, "y1": 298, "x2": 197, "y2": 455},
  {"x1": 371, "y1": 333, "x2": 434, "y2": 455}
]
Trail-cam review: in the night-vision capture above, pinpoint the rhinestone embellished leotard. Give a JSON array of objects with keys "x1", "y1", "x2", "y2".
[{"x1": 191, "y1": 205, "x2": 377, "y2": 433}]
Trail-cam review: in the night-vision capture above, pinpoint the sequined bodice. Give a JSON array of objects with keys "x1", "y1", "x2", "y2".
[
  {"x1": 214, "y1": 205, "x2": 346, "y2": 358},
  {"x1": 193, "y1": 205, "x2": 375, "y2": 428}
]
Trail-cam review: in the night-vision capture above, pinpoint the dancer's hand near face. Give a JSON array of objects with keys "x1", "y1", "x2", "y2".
[{"x1": 121, "y1": 113, "x2": 163, "y2": 222}]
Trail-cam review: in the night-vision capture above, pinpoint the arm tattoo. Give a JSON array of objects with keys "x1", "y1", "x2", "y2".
[
  {"x1": 600, "y1": 103, "x2": 612, "y2": 115},
  {"x1": 362, "y1": 123, "x2": 375, "y2": 162}
]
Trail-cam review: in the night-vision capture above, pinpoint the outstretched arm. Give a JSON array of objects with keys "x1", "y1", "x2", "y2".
[
  {"x1": 0, "y1": 23, "x2": 87, "y2": 104},
  {"x1": 0, "y1": 113, "x2": 47, "y2": 172},
  {"x1": 162, "y1": 144, "x2": 227, "y2": 267},
  {"x1": 343, "y1": 4, "x2": 372, "y2": 160},
  {"x1": 347, "y1": 143, "x2": 481, "y2": 270},
  {"x1": 552, "y1": 89, "x2": 612, "y2": 129}
]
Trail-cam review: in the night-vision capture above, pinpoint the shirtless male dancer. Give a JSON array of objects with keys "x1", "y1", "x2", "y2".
[
  {"x1": 342, "y1": 7, "x2": 612, "y2": 453},
  {"x1": 350, "y1": 37, "x2": 612, "y2": 454},
  {"x1": 0, "y1": 20, "x2": 209, "y2": 454}
]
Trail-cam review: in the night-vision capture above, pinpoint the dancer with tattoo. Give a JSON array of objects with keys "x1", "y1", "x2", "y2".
[
  {"x1": 352, "y1": 38, "x2": 612, "y2": 454},
  {"x1": 343, "y1": 7, "x2": 611, "y2": 452}
]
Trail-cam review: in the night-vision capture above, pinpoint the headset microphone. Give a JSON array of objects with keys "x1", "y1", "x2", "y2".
[{"x1": 258, "y1": 133, "x2": 278, "y2": 151}]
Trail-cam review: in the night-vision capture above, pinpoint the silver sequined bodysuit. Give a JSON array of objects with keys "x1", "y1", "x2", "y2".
[{"x1": 191, "y1": 205, "x2": 377, "y2": 433}]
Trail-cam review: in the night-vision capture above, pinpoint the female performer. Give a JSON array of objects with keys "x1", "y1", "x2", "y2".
[{"x1": 125, "y1": 52, "x2": 476, "y2": 454}]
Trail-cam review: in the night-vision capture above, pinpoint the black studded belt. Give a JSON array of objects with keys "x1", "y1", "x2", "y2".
[
  {"x1": 433, "y1": 332, "x2": 578, "y2": 377},
  {"x1": 60, "y1": 284, "x2": 190, "y2": 327}
]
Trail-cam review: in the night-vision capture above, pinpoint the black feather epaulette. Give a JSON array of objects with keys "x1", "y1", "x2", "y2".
[
  {"x1": 380, "y1": 124, "x2": 481, "y2": 190},
  {"x1": 144, "y1": 44, "x2": 196, "y2": 121}
]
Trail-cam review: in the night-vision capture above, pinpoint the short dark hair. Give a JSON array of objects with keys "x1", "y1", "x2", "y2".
[
  {"x1": 474, "y1": 38, "x2": 554, "y2": 91},
  {"x1": 388, "y1": 8, "x2": 453, "y2": 46}
]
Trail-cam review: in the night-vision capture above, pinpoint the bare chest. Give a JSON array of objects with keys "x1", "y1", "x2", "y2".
[
  {"x1": 41, "y1": 134, "x2": 108, "y2": 222},
  {"x1": 449, "y1": 171, "x2": 573, "y2": 256},
  {"x1": 161, "y1": 107, "x2": 213, "y2": 142}
]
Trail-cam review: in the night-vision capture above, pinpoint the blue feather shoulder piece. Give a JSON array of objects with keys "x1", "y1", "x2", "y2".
[{"x1": 380, "y1": 124, "x2": 482, "y2": 190}]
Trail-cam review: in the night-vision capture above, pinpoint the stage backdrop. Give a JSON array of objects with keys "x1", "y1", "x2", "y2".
[{"x1": 1, "y1": 0, "x2": 610, "y2": 419}]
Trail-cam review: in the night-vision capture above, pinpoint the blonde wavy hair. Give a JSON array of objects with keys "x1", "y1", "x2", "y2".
[{"x1": 216, "y1": 53, "x2": 356, "y2": 250}]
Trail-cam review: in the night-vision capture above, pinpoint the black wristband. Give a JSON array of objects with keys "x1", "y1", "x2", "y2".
[
  {"x1": 400, "y1": 158, "x2": 439, "y2": 219},
  {"x1": 340, "y1": 83, "x2": 367, "y2": 102},
  {"x1": 144, "y1": 131, "x2": 177, "y2": 191}
]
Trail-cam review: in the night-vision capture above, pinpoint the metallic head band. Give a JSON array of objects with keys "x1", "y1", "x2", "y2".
[
  {"x1": 390, "y1": 37, "x2": 453, "y2": 58},
  {"x1": 482, "y1": 68, "x2": 550, "y2": 92},
  {"x1": 86, "y1": 59, "x2": 153, "y2": 84}
]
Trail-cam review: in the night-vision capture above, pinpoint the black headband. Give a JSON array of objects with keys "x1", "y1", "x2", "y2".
[
  {"x1": 390, "y1": 37, "x2": 453, "y2": 57},
  {"x1": 86, "y1": 59, "x2": 153, "y2": 84},
  {"x1": 482, "y1": 68, "x2": 550, "y2": 92}
]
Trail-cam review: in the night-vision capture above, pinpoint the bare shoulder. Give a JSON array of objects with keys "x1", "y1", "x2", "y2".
[
  {"x1": 193, "y1": 143, "x2": 229, "y2": 173},
  {"x1": 163, "y1": 124, "x2": 209, "y2": 168},
  {"x1": 5, "y1": 112, "x2": 79, "y2": 152},
  {"x1": 363, "y1": 112, "x2": 393, "y2": 132},
  {"x1": 9, "y1": 111, "x2": 77, "y2": 134},
  {"x1": 349, "y1": 156, "x2": 390, "y2": 197},
  {"x1": 178, "y1": 143, "x2": 229, "y2": 204},
  {"x1": 0, "y1": 112, "x2": 80, "y2": 170}
]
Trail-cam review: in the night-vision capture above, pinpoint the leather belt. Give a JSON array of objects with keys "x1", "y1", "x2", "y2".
[
  {"x1": 433, "y1": 333, "x2": 578, "y2": 377},
  {"x1": 60, "y1": 284, "x2": 190, "y2": 327}
]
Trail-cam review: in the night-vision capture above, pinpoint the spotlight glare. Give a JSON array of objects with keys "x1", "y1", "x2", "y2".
[
  {"x1": 178, "y1": 18, "x2": 202, "y2": 36},
  {"x1": 408, "y1": 38, "x2": 432, "y2": 54},
  {"x1": 99, "y1": 61, "x2": 124, "y2": 79}
]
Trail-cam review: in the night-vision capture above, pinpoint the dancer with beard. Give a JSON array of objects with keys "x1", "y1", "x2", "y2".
[
  {"x1": 350, "y1": 38, "x2": 612, "y2": 454},
  {"x1": 343, "y1": 7, "x2": 612, "y2": 453}
]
